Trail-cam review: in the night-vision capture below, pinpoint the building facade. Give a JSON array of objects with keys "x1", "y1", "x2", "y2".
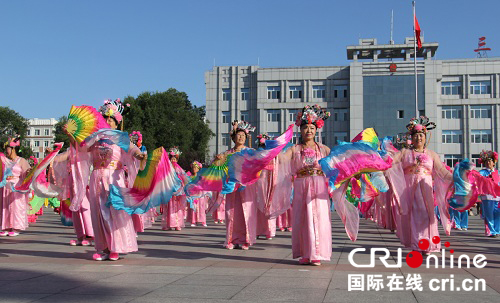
[
  {"x1": 25, "y1": 118, "x2": 57, "y2": 159},
  {"x1": 205, "y1": 37, "x2": 500, "y2": 168}
]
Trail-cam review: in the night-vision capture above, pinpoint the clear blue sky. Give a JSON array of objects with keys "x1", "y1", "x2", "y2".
[{"x1": 1, "y1": 0, "x2": 498, "y2": 119}]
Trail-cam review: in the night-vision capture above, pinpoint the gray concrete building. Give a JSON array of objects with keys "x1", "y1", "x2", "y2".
[
  {"x1": 205, "y1": 37, "x2": 500, "y2": 168},
  {"x1": 24, "y1": 118, "x2": 57, "y2": 160}
]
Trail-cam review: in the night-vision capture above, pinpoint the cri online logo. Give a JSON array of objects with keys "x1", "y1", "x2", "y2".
[{"x1": 348, "y1": 236, "x2": 487, "y2": 269}]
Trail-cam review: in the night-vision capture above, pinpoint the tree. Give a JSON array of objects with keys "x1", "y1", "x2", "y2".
[
  {"x1": 53, "y1": 116, "x2": 71, "y2": 152},
  {"x1": 0, "y1": 106, "x2": 33, "y2": 158},
  {"x1": 124, "y1": 89, "x2": 214, "y2": 169}
]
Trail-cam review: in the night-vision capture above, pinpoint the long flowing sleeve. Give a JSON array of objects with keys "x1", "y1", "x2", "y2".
[
  {"x1": 430, "y1": 150, "x2": 453, "y2": 236},
  {"x1": 263, "y1": 148, "x2": 294, "y2": 219},
  {"x1": 383, "y1": 149, "x2": 409, "y2": 215}
]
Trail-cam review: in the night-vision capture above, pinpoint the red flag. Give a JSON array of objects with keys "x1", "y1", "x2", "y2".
[{"x1": 414, "y1": 15, "x2": 422, "y2": 49}]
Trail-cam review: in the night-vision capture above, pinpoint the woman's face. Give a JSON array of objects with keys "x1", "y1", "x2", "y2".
[
  {"x1": 191, "y1": 165, "x2": 200, "y2": 173},
  {"x1": 232, "y1": 131, "x2": 247, "y2": 146},
  {"x1": 5, "y1": 146, "x2": 13, "y2": 158},
  {"x1": 412, "y1": 132, "x2": 426, "y2": 148},
  {"x1": 171, "y1": 156, "x2": 178, "y2": 163},
  {"x1": 106, "y1": 116, "x2": 118, "y2": 130},
  {"x1": 300, "y1": 124, "x2": 317, "y2": 141},
  {"x1": 486, "y1": 159, "x2": 496, "y2": 170}
]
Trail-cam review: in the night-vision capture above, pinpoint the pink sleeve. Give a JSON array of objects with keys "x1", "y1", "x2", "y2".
[
  {"x1": 69, "y1": 146, "x2": 92, "y2": 211},
  {"x1": 430, "y1": 151, "x2": 453, "y2": 235},
  {"x1": 332, "y1": 182, "x2": 360, "y2": 241},
  {"x1": 384, "y1": 150, "x2": 409, "y2": 215}
]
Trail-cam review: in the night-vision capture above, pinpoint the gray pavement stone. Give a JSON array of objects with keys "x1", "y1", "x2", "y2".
[
  {"x1": 248, "y1": 276, "x2": 331, "y2": 289},
  {"x1": 31, "y1": 294, "x2": 135, "y2": 303},
  {"x1": 232, "y1": 286, "x2": 327, "y2": 302},
  {"x1": 141, "y1": 284, "x2": 244, "y2": 299},
  {"x1": 324, "y1": 289, "x2": 417, "y2": 303},
  {"x1": 172, "y1": 274, "x2": 257, "y2": 286},
  {"x1": 61, "y1": 282, "x2": 164, "y2": 296},
  {"x1": 0, "y1": 294, "x2": 51, "y2": 303}
]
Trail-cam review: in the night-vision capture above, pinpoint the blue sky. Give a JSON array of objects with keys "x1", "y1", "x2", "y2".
[{"x1": 1, "y1": 0, "x2": 498, "y2": 119}]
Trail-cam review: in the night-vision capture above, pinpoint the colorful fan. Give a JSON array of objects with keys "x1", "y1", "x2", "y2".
[
  {"x1": 66, "y1": 105, "x2": 110, "y2": 144},
  {"x1": 10, "y1": 143, "x2": 63, "y2": 193},
  {"x1": 351, "y1": 128, "x2": 379, "y2": 150},
  {"x1": 185, "y1": 155, "x2": 231, "y2": 198},
  {"x1": 319, "y1": 141, "x2": 393, "y2": 189},
  {"x1": 81, "y1": 129, "x2": 130, "y2": 151},
  {"x1": 449, "y1": 159, "x2": 500, "y2": 211},
  {"x1": 222, "y1": 124, "x2": 294, "y2": 194},
  {"x1": 60, "y1": 199, "x2": 73, "y2": 226},
  {"x1": 108, "y1": 147, "x2": 182, "y2": 215},
  {"x1": 0, "y1": 153, "x2": 13, "y2": 188}
]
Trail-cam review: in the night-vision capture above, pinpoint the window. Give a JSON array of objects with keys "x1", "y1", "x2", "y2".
[
  {"x1": 289, "y1": 86, "x2": 303, "y2": 99},
  {"x1": 223, "y1": 77, "x2": 229, "y2": 83},
  {"x1": 44, "y1": 129, "x2": 50, "y2": 136},
  {"x1": 267, "y1": 86, "x2": 281, "y2": 100},
  {"x1": 222, "y1": 111, "x2": 230, "y2": 124},
  {"x1": 470, "y1": 105, "x2": 491, "y2": 119},
  {"x1": 289, "y1": 109, "x2": 299, "y2": 122},
  {"x1": 26, "y1": 129, "x2": 31, "y2": 136},
  {"x1": 240, "y1": 111, "x2": 249, "y2": 122},
  {"x1": 44, "y1": 141, "x2": 49, "y2": 147},
  {"x1": 442, "y1": 130, "x2": 463, "y2": 143},
  {"x1": 444, "y1": 154, "x2": 462, "y2": 168},
  {"x1": 35, "y1": 129, "x2": 40, "y2": 136},
  {"x1": 315, "y1": 132, "x2": 327, "y2": 144},
  {"x1": 333, "y1": 109, "x2": 348, "y2": 122},
  {"x1": 222, "y1": 89, "x2": 231, "y2": 101},
  {"x1": 333, "y1": 132, "x2": 348, "y2": 144},
  {"x1": 441, "y1": 81, "x2": 462, "y2": 95},
  {"x1": 241, "y1": 88, "x2": 249, "y2": 101},
  {"x1": 419, "y1": 110, "x2": 425, "y2": 117},
  {"x1": 441, "y1": 106, "x2": 462, "y2": 119},
  {"x1": 267, "y1": 110, "x2": 280, "y2": 122},
  {"x1": 471, "y1": 154, "x2": 484, "y2": 168},
  {"x1": 470, "y1": 81, "x2": 491, "y2": 95},
  {"x1": 471, "y1": 130, "x2": 492, "y2": 143},
  {"x1": 34, "y1": 152, "x2": 40, "y2": 159},
  {"x1": 221, "y1": 134, "x2": 230, "y2": 146},
  {"x1": 291, "y1": 133, "x2": 300, "y2": 144},
  {"x1": 333, "y1": 85, "x2": 348, "y2": 99},
  {"x1": 397, "y1": 110, "x2": 404, "y2": 119},
  {"x1": 34, "y1": 141, "x2": 40, "y2": 147},
  {"x1": 312, "y1": 85, "x2": 326, "y2": 98}
]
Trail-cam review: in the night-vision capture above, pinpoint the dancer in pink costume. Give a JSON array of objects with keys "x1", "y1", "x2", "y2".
[
  {"x1": 279, "y1": 105, "x2": 331, "y2": 266},
  {"x1": 385, "y1": 117, "x2": 453, "y2": 253},
  {"x1": 186, "y1": 161, "x2": 209, "y2": 227},
  {"x1": 162, "y1": 147, "x2": 189, "y2": 231},
  {"x1": 254, "y1": 134, "x2": 278, "y2": 240},
  {"x1": 52, "y1": 145, "x2": 94, "y2": 246},
  {"x1": 214, "y1": 120, "x2": 258, "y2": 250},
  {"x1": 0, "y1": 137, "x2": 31, "y2": 237},
  {"x1": 64, "y1": 99, "x2": 146, "y2": 261}
]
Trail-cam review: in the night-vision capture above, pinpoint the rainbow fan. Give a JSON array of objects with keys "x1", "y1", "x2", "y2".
[
  {"x1": 108, "y1": 147, "x2": 182, "y2": 214},
  {"x1": 11, "y1": 143, "x2": 63, "y2": 193},
  {"x1": 351, "y1": 128, "x2": 379, "y2": 150},
  {"x1": 66, "y1": 105, "x2": 110, "y2": 144},
  {"x1": 319, "y1": 141, "x2": 393, "y2": 189},
  {"x1": 185, "y1": 155, "x2": 231, "y2": 198},
  {"x1": 60, "y1": 199, "x2": 73, "y2": 226},
  {"x1": 0, "y1": 153, "x2": 13, "y2": 188},
  {"x1": 223, "y1": 124, "x2": 294, "y2": 194}
]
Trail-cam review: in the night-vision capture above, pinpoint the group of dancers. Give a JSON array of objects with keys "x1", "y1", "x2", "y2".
[{"x1": 1, "y1": 100, "x2": 499, "y2": 265}]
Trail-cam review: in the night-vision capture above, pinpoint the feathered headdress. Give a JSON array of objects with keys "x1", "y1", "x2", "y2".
[
  {"x1": 230, "y1": 120, "x2": 256, "y2": 136},
  {"x1": 3, "y1": 135, "x2": 20, "y2": 150},
  {"x1": 98, "y1": 99, "x2": 130, "y2": 123},
  {"x1": 479, "y1": 150, "x2": 498, "y2": 164},
  {"x1": 191, "y1": 161, "x2": 203, "y2": 170},
  {"x1": 130, "y1": 131, "x2": 143, "y2": 148},
  {"x1": 255, "y1": 133, "x2": 271, "y2": 146},
  {"x1": 406, "y1": 116, "x2": 436, "y2": 135},
  {"x1": 169, "y1": 146, "x2": 182, "y2": 157},
  {"x1": 295, "y1": 104, "x2": 330, "y2": 129}
]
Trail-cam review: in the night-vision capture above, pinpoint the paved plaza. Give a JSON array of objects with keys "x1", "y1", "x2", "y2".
[{"x1": 0, "y1": 211, "x2": 499, "y2": 303}]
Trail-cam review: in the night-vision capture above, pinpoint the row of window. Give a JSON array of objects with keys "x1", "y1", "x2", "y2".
[
  {"x1": 221, "y1": 109, "x2": 349, "y2": 123},
  {"x1": 221, "y1": 86, "x2": 347, "y2": 102},
  {"x1": 26, "y1": 128, "x2": 51, "y2": 136},
  {"x1": 444, "y1": 154, "x2": 492, "y2": 168},
  {"x1": 441, "y1": 81, "x2": 491, "y2": 95},
  {"x1": 442, "y1": 130, "x2": 492, "y2": 144},
  {"x1": 25, "y1": 140, "x2": 53, "y2": 147},
  {"x1": 441, "y1": 105, "x2": 493, "y2": 119}
]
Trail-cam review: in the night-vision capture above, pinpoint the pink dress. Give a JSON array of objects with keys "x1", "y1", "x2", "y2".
[
  {"x1": 162, "y1": 163, "x2": 188, "y2": 230},
  {"x1": 290, "y1": 144, "x2": 332, "y2": 261},
  {"x1": 276, "y1": 207, "x2": 292, "y2": 230},
  {"x1": 1, "y1": 156, "x2": 30, "y2": 231},
  {"x1": 386, "y1": 149, "x2": 453, "y2": 252},
  {"x1": 255, "y1": 167, "x2": 277, "y2": 238},
  {"x1": 211, "y1": 192, "x2": 225, "y2": 222},
  {"x1": 83, "y1": 142, "x2": 140, "y2": 254}
]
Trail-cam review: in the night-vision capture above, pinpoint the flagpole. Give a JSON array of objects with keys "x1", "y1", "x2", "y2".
[{"x1": 413, "y1": 1, "x2": 418, "y2": 117}]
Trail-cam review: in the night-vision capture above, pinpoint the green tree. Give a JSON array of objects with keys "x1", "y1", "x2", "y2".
[
  {"x1": 0, "y1": 106, "x2": 33, "y2": 158},
  {"x1": 124, "y1": 89, "x2": 214, "y2": 169},
  {"x1": 53, "y1": 116, "x2": 70, "y2": 152}
]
